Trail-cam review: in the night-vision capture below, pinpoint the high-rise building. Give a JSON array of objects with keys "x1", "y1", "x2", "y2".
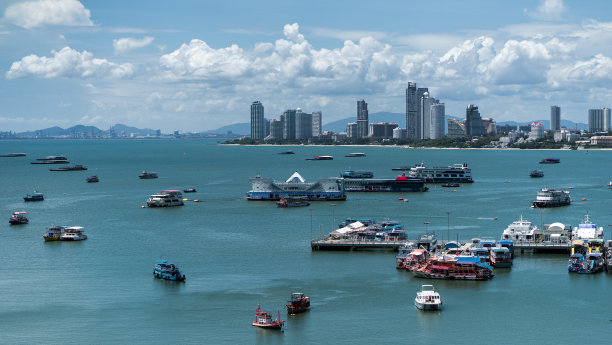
[
  {"x1": 357, "y1": 99, "x2": 369, "y2": 138},
  {"x1": 295, "y1": 109, "x2": 313, "y2": 139},
  {"x1": 405, "y1": 82, "x2": 417, "y2": 138},
  {"x1": 420, "y1": 92, "x2": 438, "y2": 139},
  {"x1": 250, "y1": 101, "x2": 265, "y2": 139},
  {"x1": 266, "y1": 119, "x2": 283, "y2": 140},
  {"x1": 550, "y1": 105, "x2": 561, "y2": 131},
  {"x1": 482, "y1": 118, "x2": 497, "y2": 136},
  {"x1": 447, "y1": 119, "x2": 466, "y2": 138},
  {"x1": 369, "y1": 122, "x2": 398, "y2": 138},
  {"x1": 429, "y1": 102, "x2": 445, "y2": 139},
  {"x1": 393, "y1": 127, "x2": 407, "y2": 139},
  {"x1": 465, "y1": 104, "x2": 485, "y2": 137},
  {"x1": 346, "y1": 122, "x2": 358, "y2": 138},
  {"x1": 416, "y1": 87, "x2": 428, "y2": 139},
  {"x1": 282, "y1": 109, "x2": 296, "y2": 139},
  {"x1": 604, "y1": 107, "x2": 611, "y2": 132},
  {"x1": 312, "y1": 111, "x2": 322, "y2": 137},
  {"x1": 588, "y1": 109, "x2": 604, "y2": 132}
]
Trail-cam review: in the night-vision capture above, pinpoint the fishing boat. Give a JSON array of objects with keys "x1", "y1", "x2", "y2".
[
  {"x1": 414, "y1": 285, "x2": 442, "y2": 311},
  {"x1": 86, "y1": 175, "x2": 99, "y2": 183},
  {"x1": 276, "y1": 197, "x2": 310, "y2": 207},
  {"x1": 153, "y1": 259, "x2": 186, "y2": 281},
  {"x1": 531, "y1": 188, "x2": 570, "y2": 208},
  {"x1": 139, "y1": 171, "x2": 158, "y2": 179},
  {"x1": 24, "y1": 192, "x2": 44, "y2": 202},
  {"x1": 345, "y1": 152, "x2": 366, "y2": 157},
  {"x1": 49, "y1": 165, "x2": 87, "y2": 171},
  {"x1": 529, "y1": 170, "x2": 544, "y2": 178},
  {"x1": 146, "y1": 190, "x2": 184, "y2": 207},
  {"x1": 252, "y1": 305, "x2": 285, "y2": 330},
  {"x1": 539, "y1": 158, "x2": 560, "y2": 164},
  {"x1": 286, "y1": 292, "x2": 310, "y2": 314},
  {"x1": 43, "y1": 226, "x2": 64, "y2": 241},
  {"x1": 305, "y1": 155, "x2": 333, "y2": 160},
  {"x1": 9, "y1": 211, "x2": 29, "y2": 225},
  {"x1": 60, "y1": 226, "x2": 87, "y2": 241}
]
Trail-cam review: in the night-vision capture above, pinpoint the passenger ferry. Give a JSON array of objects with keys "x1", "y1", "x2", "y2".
[
  {"x1": 153, "y1": 259, "x2": 186, "y2": 281},
  {"x1": 9, "y1": 211, "x2": 29, "y2": 225},
  {"x1": 343, "y1": 173, "x2": 428, "y2": 192},
  {"x1": 147, "y1": 190, "x2": 185, "y2": 207},
  {"x1": 531, "y1": 188, "x2": 571, "y2": 208},
  {"x1": 408, "y1": 163, "x2": 473, "y2": 183},
  {"x1": 414, "y1": 285, "x2": 442, "y2": 311},
  {"x1": 246, "y1": 172, "x2": 346, "y2": 201},
  {"x1": 60, "y1": 226, "x2": 87, "y2": 241},
  {"x1": 252, "y1": 305, "x2": 285, "y2": 330}
]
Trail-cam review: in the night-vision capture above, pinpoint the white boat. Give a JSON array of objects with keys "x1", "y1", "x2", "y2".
[
  {"x1": 60, "y1": 226, "x2": 87, "y2": 241},
  {"x1": 571, "y1": 214, "x2": 604, "y2": 241},
  {"x1": 407, "y1": 163, "x2": 473, "y2": 183},
  {"x1": 414, "y1": 285, "x2": 442, "y2": 310},
  {"x1": 500, "y1": 215, "x2": 538, "y2": 242},
  {"x1": 147, "y1": 190, "x2": 184, "y2": 207},
  {"x1": 531, "y1": 188, "x2": 571, "y2": 208}
]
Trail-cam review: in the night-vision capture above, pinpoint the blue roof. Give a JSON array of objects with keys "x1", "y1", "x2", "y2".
[
  {"x1": 498, "y1": 240, "x2": 514, "y2": 245},
  {"x1": 456, "y1": 256, "x2": 480, "y2": 263}
]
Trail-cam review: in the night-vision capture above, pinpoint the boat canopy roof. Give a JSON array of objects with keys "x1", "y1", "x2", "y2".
[
  {"x1": 497, "y1": 240, "x2": 513, "y2": 245},
  {"x1": 456, "y1": 256, "x2": 480, "y2": 263},
  {"x1": 443, "y1": 241, "x2": 460, "y2": 248},
  {"x1": 65, "y1": 226, "x2": 84, "y2": 230},
  {"x1": 286, "y1": 172, "x2": 306, "y2": 183}
]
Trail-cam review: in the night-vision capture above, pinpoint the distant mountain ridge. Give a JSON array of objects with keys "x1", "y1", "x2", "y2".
[{"x1": 15, "y1": 124, "x2": 158, "y2": 138}]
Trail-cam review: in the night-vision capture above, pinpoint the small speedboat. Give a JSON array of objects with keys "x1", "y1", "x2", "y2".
[
  {"x1": 139, "y1": 171, "x2": 158, "y2": 179},
  {"x1": 608, "y1": 181, "x2": 612, "y2": 189},
  {"x1": 9, "y1": 211, "x2": 28, "y2": 225},
  {"x1": 252, "y1": 305, "x2": 285, "y2": 330},
  {"x1": 153, "y1": 259, "x2": 186, "y2": 281},
  {"x1": 345, "y1": 152, "x2": 366, "y2": 157},
  {"x1": 86, "y1": 175, "x2": 99, "y2": 183},
  {"x1": 305, "y1": 155, "x2": 333, "y2": 160},
  {"x1": 530, "y1": 170, "x2": 544, "y2": 178},
  {"x1": 183, "y1": 188, "x2": 197, "y2": 193},
  {"x1": 415, "y1": 285, "x2": 442, "y2": 311}
]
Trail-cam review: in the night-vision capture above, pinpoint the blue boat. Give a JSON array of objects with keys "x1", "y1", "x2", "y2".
[{"x1": 153, "y1": 259, "x2": 186, "y2": 281}]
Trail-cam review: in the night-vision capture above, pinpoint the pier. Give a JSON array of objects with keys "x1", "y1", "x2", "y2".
[
  {"x1": 513, "y1": 242, "x2": 572, "y2": 254},
  {"x1": 311, "y1": 238, "x2": 405, "y2": 251}
]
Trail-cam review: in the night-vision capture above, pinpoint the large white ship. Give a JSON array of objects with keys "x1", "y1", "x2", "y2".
[
  {"x1": 531, "y1": 188, "x2": 571, "y2": 208},
  {"x1": 246, "y1": 172, "x2": 346, "y2": 201},
  {"x1": 406, "y1": 163, "x2": 473, "y2": 183}
]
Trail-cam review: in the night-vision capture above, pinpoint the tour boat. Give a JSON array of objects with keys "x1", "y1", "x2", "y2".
[
  {"x1": 489, "y1": 247, "x2": 512, "y2": 268},
  {"x1": 9, "y1": 211, "x2": 29, "y2": 225},
  {"x1": 414, "y1": 285, "x2": 442, "y2": 311},
  {"x1": 252, "y1": 305, "x2": 285, "y2": 330},
  {"x1": 60, "y1": 226, "x2": 87, "y2": 241},
  {"x1": 286, "y1": 291, "x2": 310, "y2": 314},
  {"x1": 153, "y1": 259, "x2": 186, "y2": 281},
  {"x1": 412, "y1": 255, "x2": 494, "y2": 280},
  {"x1": 24, "y1": 192, "x2": 44, "y2": 201},
  {"x1": 139, "y1": 171, "x2": 158, "y2": 179},
  {"x1": 531, "y1": 188, "x2": 571, "y2": 208},
  {"x1": 147, "y1": 190, "x2": 184, "y2": 207},
  {"x1": 43, "y1": 226, "x2": 64, "y2": 241}
]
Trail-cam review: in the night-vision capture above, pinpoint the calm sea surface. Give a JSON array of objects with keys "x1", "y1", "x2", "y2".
[{"x1": 1, "y1": 139, "x2": 611, "y2": 344}]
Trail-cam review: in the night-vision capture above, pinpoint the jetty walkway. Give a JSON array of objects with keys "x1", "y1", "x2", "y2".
[{"x1": 311, "y1": 238, "x2": 404, "y2": 251}]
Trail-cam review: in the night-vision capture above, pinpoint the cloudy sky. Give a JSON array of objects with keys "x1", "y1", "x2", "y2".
[{"x1": 2, "y1": 0, "x2": 612, "y2": 132}]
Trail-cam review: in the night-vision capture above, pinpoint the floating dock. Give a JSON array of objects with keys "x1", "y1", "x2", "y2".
[
  {"x1": 310, "y1": 238, "x2": 405, "y2": 251},
  {"x1": 513, "y1": 242, "x2": 572, "y2": 254}
]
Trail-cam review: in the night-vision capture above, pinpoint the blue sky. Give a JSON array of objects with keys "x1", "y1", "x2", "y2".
[{"x1": 2, "y1": 0, "x2": 612, "y2": 132}]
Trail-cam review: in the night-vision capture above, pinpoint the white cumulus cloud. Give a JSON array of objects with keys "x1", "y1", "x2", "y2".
[
  {"x1": 6, "y1": 47, "x2": 134, "y2": 79},
  {"x1": 525, "y1": 0, "x2": 566, "y2": 21},
  {"x1": 3, "y1": 0, "x2": 93, "y2": 29},
  {"x1": 113, "y1": 36, "x2": 155, "y2": 54}
]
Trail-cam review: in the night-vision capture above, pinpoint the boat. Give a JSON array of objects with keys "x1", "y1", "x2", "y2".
[
  {"x1": 153, "y1": 259, "x2": 186, "y2": 281},
  {"x1": 416, "y1": 233, "x2": 437, "y2": 251},
  {"x1": 500, "y1": 215, "x2": 571, "y2": 245},
  {"x1": 183, "y1": 188, "x2": 197, "y2": 193},
  {"x1": 441, "y1": 183, "x2": 460, "y2": 187},
  {"x1": 529, "y1": 170, "x2": 544, "y2": 178},
  {"x1": 9, "y1": 211, "x2": 28, "y2": 225},
  {"x1": 412, "y1": 256, "x2": 494, "y2": 280},
  {"x1": 401, "y1": 248, "x2": 428, "y2": 271},
  {"x1": 571, "y1": 214, "x2": 604, "y2": 241},
  {"x1": 278, "y1": 151, "x2": 295, "y2": 155},
  {"x1": 139, "y1": 171, "x2": 158, "y2": 179},
  {"x1": 608, "y1": 181, "x2": 612, "y2": 188},
  {"x1": 341, "y1": 170, "x2": 374, "y2": 179},
  {"x1": 391, "y1": 166, "x2": 411, "y2": 171},
  {"x1": 343, "y1": 173, "x2": 428, "y2": 192},
  {"x1": 539, "y1": 158, "x2": 560, "y2": 164},
  {"x1": 408, "y1": 163, "x2": 473, "y2": 183},
  {"x1": 395, "y1": 242, "x2": 417, "y2": 268},
  {"x1": 43, "y1": 226, "x2": 64, "y2": 241},
  {"x1": 49, "y1": 165, "x2": 87, "y2": 171},
  {"x1": 305, "y1": 155, "x2": 333, "y2": 160},
  {"x1": 414, "y1": 285, "x2": 442, "y2": 311},
  {"x1": 489, "y1": 247, "x2": 512, "y2": 267},
  {"x1": 86, "y1": 175, "x2": 99, "y2": 183},
  {"x1": 0, "y1": 153, "x2": 26, "y2": 157},
  {"x1": 24, "y1": 192, "x2": 44, "y2": 202},
  {"x1": 568, "y1": 252, "x2": 604, "y2": 274},
  {"x1": 31, "y1": 155, "x2": 69, "y2": 164},
  {"x1": 345, "y1": 152, "x2": 366, "y2": 157},
  {"x1": 286, "y1": 291, "x2": 310, "y2": 314},
  {"x1": 531, "y1": 188, "x2": 571, "y2": 208},
  {"x1": 252, "y1": 305, "x2": 285, "y2": 330},
  {"x1": 276, "y1": 197, "x2": 310, "y2": 207},
  {"x1": 246, "y1": 172, "x2": 346, "y2": 201},
  {"x1": 60, "y1": 226, "x2": 87, "y2": 241},
  {"x1": 146, "y1": 190, "x2": 185, "y2": 207}
]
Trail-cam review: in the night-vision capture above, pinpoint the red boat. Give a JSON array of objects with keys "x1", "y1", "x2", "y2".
[
  {"x1": 286, "y1": 292, "x2": 310, "y2": 314},
  {"x1": 252, "y1": 305, "x2": 285, "y2": 330}
]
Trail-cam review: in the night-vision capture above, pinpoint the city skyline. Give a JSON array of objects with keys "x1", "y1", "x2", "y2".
[{"x1": 2, "y1": 0, "x2": 612, "y2": 132}]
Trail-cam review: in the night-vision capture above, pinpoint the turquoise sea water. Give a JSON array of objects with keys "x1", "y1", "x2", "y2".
[{"x1": 1, "y1": 140, "x2": 611, "y2": 344}]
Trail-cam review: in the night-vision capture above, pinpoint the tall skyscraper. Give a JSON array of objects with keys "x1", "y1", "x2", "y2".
[
  {"x1": 250, "y1": 101, "x2": 264, "y2": 139},
  {"x1": 420, "y1": 92, "x2": 438, "y2": 139},
  {"x1": 416, "y1": 87, "x2": 429, "y2": 139},
  {"x1": 588, "y1": 108, "x2": 604, "y2": 132},
  {"x1": 357, "y1": 99, "x2": 369, "y2": 138},
  {"x1": 604, "y1": 107, "x2": 611, "y2": 132},
  {"x1": 405, "y1": 82, "x2": 417, "y2": 138},
  {"x1": 267, "y1": 119, "x2": 283, "y2": 140},
  {"x1": 312, "y1": 111, "x2": 322, "y2": 137},
  {"x1": 465, "y1": 104, "x2": 485, "y2": 137},
  {"x1": 430, "y1": 102, "x2": 445, "y2": 139},
  {"x1": 282, "y1": 109, "x2": 296, "y2": 139},
  {"x1": 550, "y1": 105, "x2": 561, "y2": 131}
]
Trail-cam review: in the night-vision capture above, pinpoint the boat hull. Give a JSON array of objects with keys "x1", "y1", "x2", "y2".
[
  {"x1": 414, "y1": 300, "x2": 442, "y2": 310},
  {"x1": 252, "y1": 322, "x2": 283, "y2": 329}
]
